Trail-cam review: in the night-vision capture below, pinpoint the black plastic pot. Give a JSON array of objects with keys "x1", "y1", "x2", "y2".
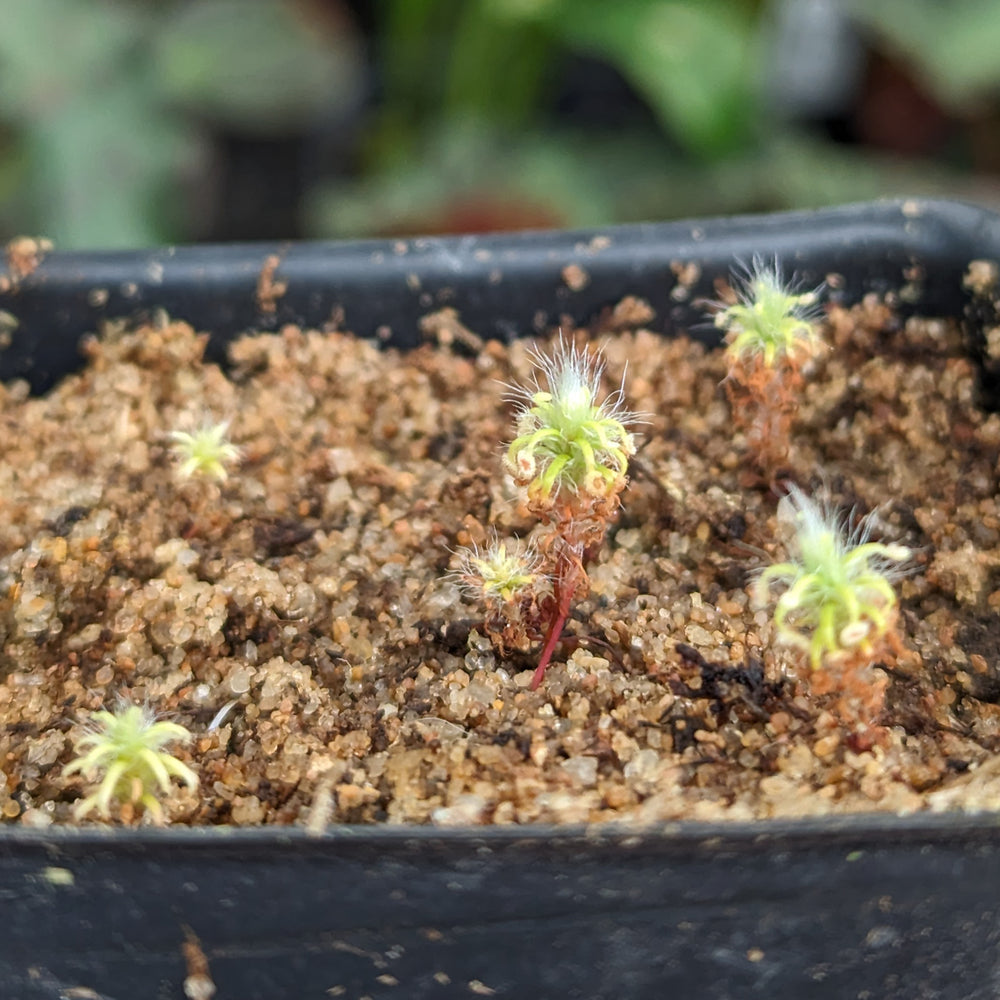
[{"x1": 3, "y1": 198, "x2": 1000, "y2": 1000}]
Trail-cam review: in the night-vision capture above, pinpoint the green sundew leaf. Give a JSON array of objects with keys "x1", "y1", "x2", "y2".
[{"x1": 153, "y1": 0, "x2": 363, "y2": 135}]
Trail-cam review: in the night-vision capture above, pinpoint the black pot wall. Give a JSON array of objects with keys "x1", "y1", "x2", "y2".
[
  {"x1": 4, "y1": 197, "x2": 1000, "y2": 392},
  {"x1": 5, "y1": 816, "x2": 1000, "y2": 1000},
  {"x1": 2, "y1": 198, "x2": 1000, "y2": 1000}
]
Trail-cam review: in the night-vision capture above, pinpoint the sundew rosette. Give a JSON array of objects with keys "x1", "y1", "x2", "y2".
[
  {"x1": 63, "y1": 703, "x2": 198, "y2": 823},
  {"x1": 169, "y1": 419, "x2": 241, "y2": 482},
  {"x1": 757, "y1": 486, "x2": 912, "y2": 671},
  {"x1": 504, "y1": 337, "x2": 637, "y2": 522},
  {"x1": 452, "y1": 534, "x2": 541, "y2": 607},
  {"x1": 716, "y1": 259, "x2": 824, "y2": 370}
]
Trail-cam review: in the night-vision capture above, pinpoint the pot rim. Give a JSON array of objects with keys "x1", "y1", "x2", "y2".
[{"x1": 3, "y1": 801, "x2": 999, "y2": 849}]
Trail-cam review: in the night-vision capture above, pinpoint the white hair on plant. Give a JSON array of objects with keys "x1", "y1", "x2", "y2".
[
  {"x1": 451, "y1": 531, "x2": 543, "y2": 605},
  {"x1": 509, "y1": 335, "x2": 632, "y2": 423}
]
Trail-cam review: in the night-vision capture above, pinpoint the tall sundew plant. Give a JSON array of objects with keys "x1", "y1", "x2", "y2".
[
  {"x1": 454, "y1": 336, "x2": 637, "y2": 691},
  {"x1": 506, "y1": 337, "x2": 637, "y2": 689}
]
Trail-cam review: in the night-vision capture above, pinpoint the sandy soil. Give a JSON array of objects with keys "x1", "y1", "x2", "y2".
[{"x1": 2, "y1": 297, "x2": 1000, "y2": 828}]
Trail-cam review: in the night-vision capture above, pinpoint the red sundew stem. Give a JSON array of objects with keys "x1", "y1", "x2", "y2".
[{"x1": 529, "y1": 552, "x2": 581, "y2": 691}]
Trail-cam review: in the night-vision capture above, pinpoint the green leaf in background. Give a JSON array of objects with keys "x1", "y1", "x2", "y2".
[
  {"x1": 153, "y1": 0, "x2": 363, "y2": 135},
  {"x1": 27, "y1": 83, "x2": 195, "y2": 249},
  {"x1": 0, "y1": 0, "x2": 146, "y2": 121},
  {"x1": 513, "y1": 0, "x2": 762, "y2": 159},
  {"x1": 0, "y1": 0, "x2": 195, "y2": 248},
  {"x1": 850, "y1": 0, "x2": 1000, "y2": 110}
]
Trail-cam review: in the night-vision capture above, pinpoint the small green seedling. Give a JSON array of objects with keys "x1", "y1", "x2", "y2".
[
  {"x1": 453, "y1": 534, "x2": 544, "y2": 655},
  {"x1": 757, "y1": 486, "x2": 911, "y2": 671},
  {"x1": 717, "y1": 260, "x2": 822, "y2": 368},
  {"x1": 63, "y1": 704, "x2": 199, "y2": 823},
  {"x1": 169, "y1": 420, "x2": 241, "y2": 481},
  {"x1": 715, "y1": 260, "x2": 824, "y2": 476},
  {"x1": 455, "y1": 535, "x2": 540, "y2": 606}
]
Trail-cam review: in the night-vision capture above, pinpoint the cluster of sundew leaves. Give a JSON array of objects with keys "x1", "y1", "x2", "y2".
[
  {"x1": 715, "y1": 259, "x2": 824, "y2": 368},
  {"x1": 756, "y1": 487, "x2": 911, "y2": 671},
  {"x1": 504, "y1": 338, "x2": 636, "y2": 506},
  {"x1": 453, "y1": 535, "x2": 542, "y2": 605},
  {"x1": 169, "y1": 420, "x2": 241, "y2": 481},
  {"x1": 63, "y1": 704, "x2": 198, "y2": 823}
]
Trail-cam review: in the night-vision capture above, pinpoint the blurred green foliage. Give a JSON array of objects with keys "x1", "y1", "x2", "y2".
[
  {"x1": 1, "y1": 0, "x2": 1000, "y2": 247},
  {"x1": 849, "y1": 0, "x2": 1000, "y2": 109},
  {"x1": 369, "y1": 0, "x2": 762, "y2": 159},
  {"x1": 0, "y1": 0, "x2": 356, "y2": 248},
  {"x1": 528, "y1": 0, "x2": 761, "y2": 157},
  {"x1": 312, "y1": 0, "x2": 1000, "y2": 238},
  {"x1": 317, "y1": 0, "x2": 773, "y2": 235}
]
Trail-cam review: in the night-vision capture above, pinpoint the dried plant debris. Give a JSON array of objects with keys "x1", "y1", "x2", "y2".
[
  {"x1": 4, "y1": 235, "x2": 53, "y2": 284},
  {"x1": 255, "y1": 254, "x2": 287, "y2": 315},
  {"x1": 0, "y1": 300, "x2": 999, "y2": 829}
]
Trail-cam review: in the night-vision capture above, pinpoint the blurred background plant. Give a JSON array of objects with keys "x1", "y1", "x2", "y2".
[
  {"x1": 2, "y1": 0, "x2": 1000, "y2": 249},
  {"x1": 0, "y1": 0, "x2": 363, "y2": 247}
]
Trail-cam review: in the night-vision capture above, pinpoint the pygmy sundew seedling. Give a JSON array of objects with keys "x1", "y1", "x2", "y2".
[
  {"x1": 455, "y1": 534, "x2": 541, "y2": 606},
  {"x1": 169, "y1": 420, "x2": 241, "y2": 481},
  {"x1": 757, "y1": 487, "x2": 911, "y2": 723},
  {"x1": 452, "y1": 534, "x2": 545, "y2": 655},
  {"x1": 63, "y1": 704, "x2": 199, "y2": 823},
  {"x1": 715, "y1": 260, "x2": 824, "y2": 476},
  {"x1": 487, "y1": 336, "x2": 637, "y2": 689}
]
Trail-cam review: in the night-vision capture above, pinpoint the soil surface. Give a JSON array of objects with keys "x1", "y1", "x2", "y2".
[{"x1": 3, "y1": 299, "x2": 1000, "y2": 828}]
